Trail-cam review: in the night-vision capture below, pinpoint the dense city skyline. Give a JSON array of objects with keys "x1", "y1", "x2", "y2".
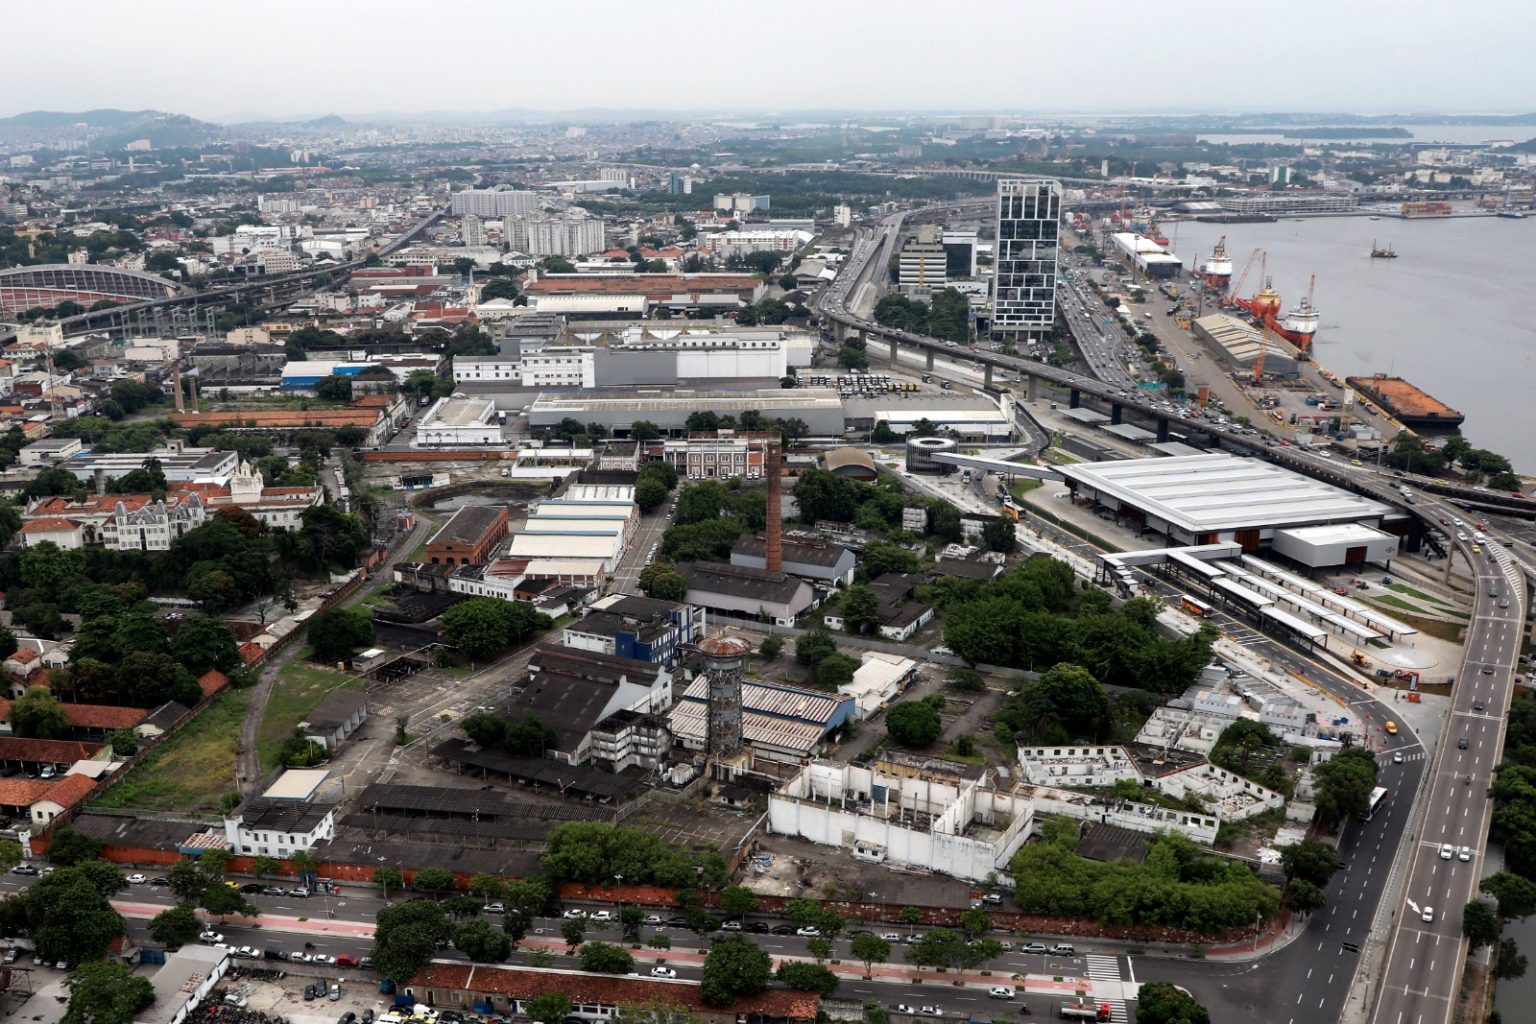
[{"x1": 6, "y1": 0, "x2": 1536, "y2": 120}]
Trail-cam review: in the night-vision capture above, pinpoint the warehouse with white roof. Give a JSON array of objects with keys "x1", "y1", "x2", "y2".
[{"x1": 1058, "y1": 453, "x2": 1402, "y2": 559}]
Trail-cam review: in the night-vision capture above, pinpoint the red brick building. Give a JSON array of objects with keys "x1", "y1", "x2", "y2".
[{"x1": 424, "y1": 505, "x2": 509, "y2": 566}]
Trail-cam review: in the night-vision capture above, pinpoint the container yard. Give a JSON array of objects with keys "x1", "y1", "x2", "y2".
[{"x1": 1345, "y1": 373, "x2": 1466, "y2": 428}]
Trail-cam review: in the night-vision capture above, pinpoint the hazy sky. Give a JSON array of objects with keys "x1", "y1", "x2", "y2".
[{"x1": 7, "y1": 0, "x2": 1535, "y2": 121}]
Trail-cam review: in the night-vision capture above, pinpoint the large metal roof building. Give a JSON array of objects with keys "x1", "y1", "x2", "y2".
[{"x1": 1058, "y1": 453, "x2": 1398, "y2": 551}]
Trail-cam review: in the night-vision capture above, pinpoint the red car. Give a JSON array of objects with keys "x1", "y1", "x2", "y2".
[{"x1": 336, "y1": 955, "x2": 359, "y2": 968}]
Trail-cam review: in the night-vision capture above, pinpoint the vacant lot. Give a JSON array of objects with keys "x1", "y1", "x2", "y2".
[
  {"x1": 92, "y1": 689, "x2": 250, "y2": 814},
  {"x1": 257, "y1": 654, "x2": 361, "y2": 771}
]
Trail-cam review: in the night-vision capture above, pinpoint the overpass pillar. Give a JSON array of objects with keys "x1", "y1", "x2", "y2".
[
  {"x1": 925, "y1": 348, "x2": 935, "y2": 371},
  {"x1": 1111, "y1": 404, "x2": 1123, "y2": 425},
  {"x1": 889, "y1": 335, "x2": 899, "y2": 364},
  {"x1": 1026, "y1": 375, "x2": 1038, "y2": 403},
  {"x1": 1156, "y1": 417, "x2": 1169, "y2": 442},
  {"x1": 1069, "y1": 388, "x2": 1081, "y2": 409},
  {"x1": 832, "y1": 321, "x2": 845, "y2": 344},
  {"x1": 984, "y1": 364, "x2": 993, "y2": 389}
]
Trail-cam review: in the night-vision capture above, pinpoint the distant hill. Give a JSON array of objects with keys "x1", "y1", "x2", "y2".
[{"x1": 0, "y1": 108, "x2": 220, "y2": 150}]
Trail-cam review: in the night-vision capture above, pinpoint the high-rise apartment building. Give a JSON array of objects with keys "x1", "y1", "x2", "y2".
[
  {"x1": 450, "y1": 188, "x2": 539, "y2": 218},
  {"x1": 461, "y1": 214, "x2": 486, "y2": 248},
  {"x1": 526, "y1": 215, "x2": 606, "y2": 257},
  {"x1": 991, "y1": 178, "x2": 1060, "y2": 339}
]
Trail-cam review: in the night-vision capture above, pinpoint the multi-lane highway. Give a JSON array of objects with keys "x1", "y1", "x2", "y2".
[
  {"x1": 1369, "y1": 495, "x2": 1526, "y2": 1024},
  {"x1": 821, "y1": 203, "x2": 1533, "y2": 1024}
]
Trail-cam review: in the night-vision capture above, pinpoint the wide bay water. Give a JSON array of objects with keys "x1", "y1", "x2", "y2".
[
  {"x1": 1159, "y1": 215, "x2": 1536, "y2": 472},
  {"x1": 1196, "y1": 124, "x2": 1536, "y2": 146}
]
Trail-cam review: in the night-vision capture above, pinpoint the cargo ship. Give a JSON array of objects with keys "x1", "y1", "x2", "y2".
[
  {"x1": 1201, "y1": 236, "x2": 1233, "y2": 292},
  {"x1": 1401, "y1": 200, "x2": 1453, "y2": 218},
  {"x1": 1345, "y1": 373, "x2": 1465, "y2": 429},
  {"x1": 1370, "y1": 241, "x2": 1397, "y2": 258},
  {"x1": 1270, "y1": 294, "x2": 1319, "y2": 349}
]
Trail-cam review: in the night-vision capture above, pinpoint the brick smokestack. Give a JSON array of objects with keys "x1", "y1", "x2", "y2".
[
  {"x1": 764, "y1": 434, "x2": 782, "y2": 574},
  {"x1": 188, "y1": 377, "x2": 199, "y2": 413},
  {"x1": 173, "y1": 366, "x2": 185, "y2": 413}
]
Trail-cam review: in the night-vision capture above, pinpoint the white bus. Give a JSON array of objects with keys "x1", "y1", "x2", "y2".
[{"x1": 1363, "y1": 786, "x2": 1388, "y2": 821}]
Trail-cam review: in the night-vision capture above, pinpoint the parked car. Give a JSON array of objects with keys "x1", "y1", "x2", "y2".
[
  {"x1": 1049, "y1": 943, "x2": 1075, "y2": 956},
  {"x1": 650, "y1": 967, "x2": 677, "y2": 979},
  {"x1": 199, "y1": 930, "x2": 224, "y2": 944},
  {"x1": 303, "y1": 986, "x2": 318, "y2": 1002},
  {"x1": 337, "y1": 955, "x2": 359, "y2": 968},
  {"x1": 240, "y1": 883, "x2": 265, "y2": 894},
  {"x1": 264, "y1": 949, "x2": 286, "y2": 961},
  {"x1": 10, "y1": 865, "x2": 38, "y2": 876},
  {"x1": 313, "y1": 954, "x2": 338, "y2": 966},
  {"x1": 643, "y1": 915, "x2": 662, "y2": 925},
  {"x1": 745, "y1": 922, "x2": 770, "y2": 933},
  {"x1": 770, "y1": 925, "x2": 794, "y2": 936},
  {"x1": 290, "y1": 952, "x2": 312, "y2": 964},
  {"x1": 721, "y1": 920, "x2": 742, "y2": 931},
  {"x1": 236, "y1": 946, "x2": 260, "y2": 959},
  {"x1": 893, "y1": 1006, "x2": 916, "y2": 1016},
  {"x1": 561, "y1": 909, "x2": 588, "y2": 920},
  {"x1": 919, "y1": 1007, "x2": 944, "y2": 1017},
  {"x1": 795, "y1": 926, "x2": 821, "y2": 937},
  {"x1": 880, "y1": 932, "x2": 903, "y2": 942},
  {"x1": 263, "y1": 886, "x2": 286, "y2": 896},
  {"x1": 126, "y1": 873, "x2": 146, "y2": 885},
  {"x1": 483, "y1": 903, "x2": 504, "y2": 914},
  {"x1": 1020, "y1": 943, "x2": 1049, "y2": 954},
  {"x1": 288, "y1": 887, "x2": 310, "y2": 898},
  {"x1": 328, "y1": 983, "x2": 341, "y2": 1002}
]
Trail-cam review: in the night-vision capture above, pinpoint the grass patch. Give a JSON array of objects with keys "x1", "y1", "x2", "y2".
[
  {"x1": 1388, "y1": 582, "x2": 1458, "y2": 607},
  {"x1": 1370, "y1": 594, "x2": 1435, "y2": 614},
  {"x1": 257, "y1": 656, "x2": 362, "y2": 772},
  {"x1": 1009, "y1": 479, "x2": 1043, "y2": 504},
  {"x1": 406, "y1": 541, "x2": 427, "y2": 563},
  {"x1": 91, "y1": 689, "x2": 251, "y2": 814},
  {"x1": 1022, "y1": 501, "x2": 1121, "y2": 553},
  {"x1": 1041, "y1": 447, "x2": 1082, "y2": 465},
  {"x1": 1362, "y1": 602, "x2": 1466, "y2": 643}
]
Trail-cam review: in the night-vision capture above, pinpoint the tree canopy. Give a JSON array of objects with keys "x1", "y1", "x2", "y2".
[{"x1": 701, "y1": 935, "x2": 774, "y2": 1006}]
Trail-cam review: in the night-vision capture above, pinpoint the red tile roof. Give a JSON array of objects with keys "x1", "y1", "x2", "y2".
[
  {"x1": 238, "y1": 643, "x2": 265, "y2": 666},
  {"x1": 0, "y1": 699, "x2": 144, "y2": 730},
  {"x1": 197, "y1": 670, "x2": 231, "y2": 697},
  {"x1": 172, "y1": 410, "x2": 382, "y2": 429},
  {"x1": 34, "y1": 772, "x2": 96, "y2": 810},
  {"x1": 30, "y1": 495, "x2": 153, "y2": 516},
  {"x1": 6, "y1": 648, "x2": 39, "y2": 666},
  {"x1": 413, "y1": 963, "x2": 817, "y2": 1019},
  {"x1": 0, "y1": 779, "x2": 52, "y2": 807},
  {"x1": 525, "y1": 273, "x2": 760, "y2": 298},
  {"x1": 18, "y1": 518, "x2": 83, "y2": 533},
  {"x1": 0, "y1": 737, "x2": 102, "y2": 764}
]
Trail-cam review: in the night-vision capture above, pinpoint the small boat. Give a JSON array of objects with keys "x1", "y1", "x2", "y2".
[
  {"x1": 1370, "y1": 241, "x2": 1397, "y2": 259},
  {"x1": 1496, "y1": 207, "x2": 1527, "y2": 219},
  {"x1": 1369, "y1": 216, "x2": 1381, "y2": 221}
]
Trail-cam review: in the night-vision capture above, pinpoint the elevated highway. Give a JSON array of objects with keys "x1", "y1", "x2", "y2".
[
  {"x1": 1, "y1": 208, "x2": 444, "y2": 344},
  {"x1": 820, "y1": 203, "x2": 1533, "y2": 1024}
]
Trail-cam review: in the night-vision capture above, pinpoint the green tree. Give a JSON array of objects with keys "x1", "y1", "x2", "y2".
[
  {"x1": 1464, "y1": 899, "x2": 1502, "y2": 951},
  {"x1": 469, "y1": 873, "x2": 506, "y2": 903},
  {"x1": 1482, "y1": 872, "x2": 1536, "y2": 919},
  {"x1": 441, "y1": 599, "x2": 517, "y2": 660},
  {"x1": 20, "y1": 868, "x2": 125, "y2": 963},
  {"x1": 720, "y1": 885, "x2": 761, "y2": 920},
  {"x1": 850, "y1": 933, "x2": 891, "y2": 974},
  {"x1": 814, "y1": 653, "x2": 860, "y2": 689},
  {"x1": 648, "y1": 932, "x2": 672, "y2": 950},
  {"x1": 62, "y1": 961, "x2": 154, "y2": 1024},
  {"x1": 579, "y1": 941, "x2": 635, "y2": 974},
  {"x1": 619, "y1": 905, "x2": 645, "y2": 943},
  {"x1": 0, "y1": 840, "x2": 21, "y2": 872},
  {"x1": 10, "y1": 685, "x2": 70, "y2": 739},
  {"x1": 805, "y1": 937, "x2": 832, "y2": 963},
  {"x1": 166, "y1": 860, "x2": 209, "y2": 902},
  {"x1": 776, "y1": 961, "x2": 840, "y2": 995},
  {"x1": 413, "y1": 867, "x2": 455, "y2": 894},
  {"x1": 899, "y1": 906, "x2": 924, "y2": 933},
  {"x1": 372, "y1": 900, "x2": 453, "y2": 983},
  {"x1": 1281, "y1": 840, "x2": 1341, "y2": 888},
  {"x1": 306, "y1": 606, "x2": 375, "y2": 664},
  {"x1": 795, "y1": 627, "x2": 838, "y2": 667},
  {"x1": 1135, "y1": 981, "x2": 1212, "y2": 1024},
  {"x1": 1284, "y1": 879, "x2": 1327, "y2": 916},
  {"x1": 169, "y1": 616, "x2": 240, "y2": 674},
  {"x1": 639, "y1": 562, "x2": 688, "y2": 601},
  {"x1": 794, "y1": 470, "x2": 859, "y2": 523},
  {"x1": 886, "y1": 700, "x2": 942, "y2": 747},
  {"x1": 635, "y1": 475, "x2": 669, "y2": 514},
  {"x1": 701, "y1": 934, "x2": 774, "y2": 1006},
  {"x1": 982, "y1": 517, "x2": 1016, "y2": 553},
  {"x1": 454, "y1": 919, "x2": 512, "y2": 962},
  {"x1": 561, "y1": 915, "x2": 587, "y2": 951},
  {"x1": 1016, "y1": 663, "x2": 1111, "y2": 743},
  {"x1": 524, "y1": 995, "x2": 572, "y2": 1024},
  {"x1": 630, "y1": 420, "x2": 661, "y2": 442},
  {"x1": 1314, "y1": 746, "x2": 1381, "y2": 825},
  {"x1": 45, "y1": 826, "x2": 102, "y2": 866},
  {"x1": 906, "y1": 928, "x2": 968, "y2": 971},
  {"x1": 200, "y1": 884, "x2": 257, "y2": 920},
  {"x1": 957, "y1": 908, "x2": 991, "y2": 939},
  {"x1": 313, "y1": 374, "x2": 354, "y2": 401},
  {"x1": 148, "y1": 902, "x2": 203, "y2": 949},
  {"x1": 758, "y1": 633, "x2": 784, "y2": 660},
  {"x1": 252, "y1": 855, "x2": 280, "y2": 879},
  {"x1": 108, "y1": 728, "x2": 139, "y2": 757},
  {"x1": 841, "y1": 584, "x2": 881, "y2": 635}
]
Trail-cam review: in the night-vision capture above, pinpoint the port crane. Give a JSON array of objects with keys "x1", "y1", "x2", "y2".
[{"x1": 1226, "y1": 248, "x2": 1264, "y2": 309}]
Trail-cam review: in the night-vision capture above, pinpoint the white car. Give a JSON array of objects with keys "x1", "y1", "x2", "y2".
[
  {"x1": 589, "y1": 910, "x2": 612, "y2": 922},
  {"x1": 643, "y1": 914, "x2": 662, "y2": 925},
  {"x1": 894, "y1": 1007, "x2": 916, "y2": 1016},
  {"x1": 126, "y1": 873, "x2": 146, "y2": 884},
  {"x1": 199, "y1": 930, "x2": 224, "y2": 944},
  {"x1": 795, "y1": 926, "x2": 821, "y2": 937},
  {"x1": 988, "y1": 986, "x2": 1016, "y2": 999},
  {"x1": 920, "y1": 1008, "x2": 944, "y2": 1018},
  {"x1": 1439, "y1": 843, "x2": 1454, "y2": 860},
  {"x1": 236, "y1": 946, "x2": 260, "y2": 960},
  {"x1": 650, "y1": 966, "x2": 677, "y2": 979},
  {"x1": 1459, "y1": 847, "x2": 1472, "y2": 862},
  {"x1": 1422, "y1": 905, "x2": 1435, "y2": 923},
  {"x1": 289, "y1": 951, "x2": 312, "y2": 963},
  {"x1": 880, "y1": 932, "x2": 903, "y2": 942},
  {"x1": 483, "y1": 903, "x2": 504, "y2": 914},
  {"x1": 562, "y1": 909, "x2": 588, "y2": 919}
]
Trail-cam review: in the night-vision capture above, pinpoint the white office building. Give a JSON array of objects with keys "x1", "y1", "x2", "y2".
[
  {"x1": 520, "y1": 347, "x2": 597, "y2": 389},
  {"x1": 897, "y1": 225, "x2": 946, "y2": 292},
  {"x1": 992, "y1": 178, "x2": 1061, "y2": 340}
]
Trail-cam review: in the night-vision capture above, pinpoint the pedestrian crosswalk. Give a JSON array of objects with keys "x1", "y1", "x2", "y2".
[
  {"x1": 1227, "y1": 628, "x2": 1271, "y2": 647},
  {"x1": 1084, "y1": 956, "x2": 1129, "y2": 1023}
]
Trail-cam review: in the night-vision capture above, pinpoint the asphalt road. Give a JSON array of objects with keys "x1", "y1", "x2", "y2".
[{"x1": 1368, "y1": 498, "x2": 1526, "y2": 1024}]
